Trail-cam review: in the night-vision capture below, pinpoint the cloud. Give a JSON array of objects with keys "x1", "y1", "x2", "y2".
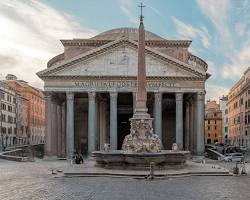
[
  {"x1": 172, "y1": 17, "x2": 210, "y2": 48},
  {"x1": 206, "y1": 83, "x2": 229, "y2": 101},
  {"x1": 206, "y1": 61, "x2": 217, "y2": 78},
  {"x1": 0, "y1": 0, "x2": 97, "y2": 89},
  {"x1": 235, "y1": 23, "x2": 246, "y2": 37},
  {"x1": 119, "y1": 0, "x2": 138, "y2": 24},
  {"x1": 222, "y1": 41, "x2": 250, "y2": 79},
  {"x1": 196, "y1": 0, "x2": 232, "y2": 47}
]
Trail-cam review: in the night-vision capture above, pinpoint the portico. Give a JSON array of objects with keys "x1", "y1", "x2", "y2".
[{"x1": 38, "y1": 27, "x2": 209, "y2": 158}]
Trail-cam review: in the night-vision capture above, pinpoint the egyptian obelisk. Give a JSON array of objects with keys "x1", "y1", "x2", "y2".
[{"x1": 122, "y1": 4, "x2": 162, "y2": 153}]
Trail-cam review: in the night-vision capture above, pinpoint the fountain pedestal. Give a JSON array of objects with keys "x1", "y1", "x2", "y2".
[{"x1": 122, "y1": 117, "x2": 161, "y2": 153}]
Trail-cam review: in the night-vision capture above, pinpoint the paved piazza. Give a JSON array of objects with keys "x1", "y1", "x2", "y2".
[{"x1": 0, "y1": 159, "x2": 250, "y2": 200}]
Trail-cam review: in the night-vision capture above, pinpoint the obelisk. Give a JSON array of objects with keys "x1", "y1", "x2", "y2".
[
  {"x1": 122, "y1": 4, "x2": 162, "y2": 153},
  {"x1": 134, "y1": 11, "x2": 149, "y2": 118}
]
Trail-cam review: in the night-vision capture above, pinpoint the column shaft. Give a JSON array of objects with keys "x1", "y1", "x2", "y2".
[
  {"x1": 44, "y1": 93, "x2": 52, "y2": 156},
  {"x1": 154, "y1": 92, "x2": 162, "y2": 140},
  {"x1": 61, "y1": 102, "x2": 66, "y2": 157},
  {"x1": 66, "y1": 92, "x2": 74, "y2": 159},
  {"x1": 51, "y1": 98, "x2": 57, "y2": 156},
  {"x1": 110, "y1": 92, "x2": 118, "y2": 150},
  {"x1": 57, "y1": 104, "x2": 62, "y2": 157},
  {"x1": 88, "y1": 92, "x2": 96, "y2": 153},
  {"x1": 176, "y1": 93, "x2": 183, "y2": 150},
  {"x1": 196, "y1": 92, "x2": 205, "y2": 154},
  {"x1": 185, "y1": 101, "x2": 190, "y2": 150},
  {"x1": 189, "y1": 99, "x2": 194, "y2": 153}
]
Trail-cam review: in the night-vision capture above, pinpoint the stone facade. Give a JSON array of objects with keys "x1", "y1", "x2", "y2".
[
  {"x1": 5, "y1": 75, "x2": 45, "y2": 145},
  {"x1": 220, "y1": 96, "x2": 228, "y2": 144},
  {"x1": 37, "y1": 28, "x2": 209, "y2": 158},
  {"x1": 228, "y1": 68, "x2": 250, "y2": 148},
  {"x1": 205, "y1": 100, "x2": 223, "y2": 144},
  {"x1": 0, "y1": 81, "x2": 17, "y2": 148}
]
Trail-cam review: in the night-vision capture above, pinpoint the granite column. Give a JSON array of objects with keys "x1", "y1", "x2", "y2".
[
  {"x1": 88, "y1": 92, "x2": 96, "y2": 153},
  {"x1": 154, "y1": 92, "x2": 162, "y2": 140},
  {"x1": 110, "y1": 92, "x2": 118, "y2": 150},
  {"x1": 66, "y1": 92, "x2": 74, "y2": 159},
  {"x1": 176, "y1": 93, "x2": 183, "y2": 150}
]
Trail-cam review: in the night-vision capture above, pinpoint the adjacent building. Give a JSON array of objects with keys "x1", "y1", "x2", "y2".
[
  {"x1": 227, "y1": 68, "x2": 250, "y2": 148},
  {"x1": 37, "y1": 27, "x2": 210, "y2": 158},
  {"x1": 0, "y1": 81, "x2": 17, "y2": 148},
  {"x1": 205, "y1": 100, "x2": 222, "y2": 144},
  {"x1": 219, "y1": 95, "x2": 228, "y2": 144},
  {"x1": 5, "y1": 74, "x2": 45, "y2": 145}
]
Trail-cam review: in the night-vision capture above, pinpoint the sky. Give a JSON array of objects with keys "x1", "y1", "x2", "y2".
[{"x1": 0, "y1": 0, "x2": 250, "y2": 101}]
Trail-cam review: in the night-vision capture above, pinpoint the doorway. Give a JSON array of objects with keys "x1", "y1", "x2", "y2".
[{"x1": 118, "y1": 113, "x2": 133, "y2": 149}]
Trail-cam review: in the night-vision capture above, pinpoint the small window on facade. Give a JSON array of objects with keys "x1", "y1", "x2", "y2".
[{"x1": 225, "y1": 127, "x2": 228, "y2": 132}]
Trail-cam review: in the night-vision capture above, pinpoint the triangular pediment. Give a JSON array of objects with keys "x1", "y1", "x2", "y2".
[{"x1": 38, "y1": 39, "x2": 206, "y2": 78}]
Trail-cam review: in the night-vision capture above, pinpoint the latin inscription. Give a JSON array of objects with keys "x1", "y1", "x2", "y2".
[{"x1": 74, "y1": 80, "x2": 176, "y2": 89}]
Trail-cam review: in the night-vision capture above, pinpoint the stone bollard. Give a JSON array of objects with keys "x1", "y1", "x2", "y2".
[
  {"x1": 104, "y1": 143, "x2": 110, "y2": 152},
  {"x1": 147, "y1": 162, "x2": 155, "y2": 180},
  {"x1": 172, "y1": 143, "x2": 178, "y2": 151}
]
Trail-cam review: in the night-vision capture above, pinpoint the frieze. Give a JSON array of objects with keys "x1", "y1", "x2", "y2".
[{"x1": 74, "y1": 80, "x2": 176, "y2": 90}]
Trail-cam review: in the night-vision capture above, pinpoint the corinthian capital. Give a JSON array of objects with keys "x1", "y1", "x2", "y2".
[
  {"x1": 154, "y1": 92, "x2": 162, "y2": 103},
  {"x1": 175, "y1": 92, "x2": 183, "y2": 101},
  {"x1": 88, "y1": 92, "x2": 96, "y2": 101},
  {"x1": 66, "y1": 92, "x2": 74, "y2": 101},
  {"x1": 109, "y1": 92, "x2": 118, "y2": 100}
]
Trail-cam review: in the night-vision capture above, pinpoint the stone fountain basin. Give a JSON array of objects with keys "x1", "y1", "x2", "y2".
[{"x1": 92, "y1": 150, "x2": 191, "y2": 170}]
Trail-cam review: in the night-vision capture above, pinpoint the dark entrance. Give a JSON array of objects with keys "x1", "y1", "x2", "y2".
[
  {"x1": 118, "y1": 113, "x2": 133, "y2": 149},
  {"x1": 117, "y1": 93, "x2": 133, "y2": 149}
]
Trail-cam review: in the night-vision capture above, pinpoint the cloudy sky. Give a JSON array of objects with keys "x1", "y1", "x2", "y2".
[{"x1": 0, "y1": 0, "x2": 250, "y2": 101}]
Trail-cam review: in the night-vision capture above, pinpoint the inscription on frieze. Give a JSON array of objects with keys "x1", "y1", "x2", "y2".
[{"x1": 74, "y1": 80, "x2": 176, "y2": 90}]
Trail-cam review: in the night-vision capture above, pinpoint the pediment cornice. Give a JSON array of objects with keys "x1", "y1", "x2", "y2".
[{"x1": 37, "y1": 39, "x2": 206, "y2": 79}]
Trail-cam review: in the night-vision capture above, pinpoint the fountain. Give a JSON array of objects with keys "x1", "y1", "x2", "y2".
[{"x1": 92, "y1": 5, "x2": 190, "y2": 169}]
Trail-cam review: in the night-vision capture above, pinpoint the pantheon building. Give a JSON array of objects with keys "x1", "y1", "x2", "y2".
[{"x1": 37, "y1": 27, "x2": 209, "y2": 158}]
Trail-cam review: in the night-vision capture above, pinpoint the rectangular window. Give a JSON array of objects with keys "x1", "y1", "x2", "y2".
[
  {"x1": 225, "y1": 109, "x2": 228, "y2": 114},
  {"x1": 2, "y1": 127, "x2": 6, "y2": 134},
  {"x1": 8, "y1": 105, "x2": 12, "y2": 112},
  {"x1": 208, "y1": 126, "x2": 210, "y2": 130},
  {"x1": 8, "y1": 116, "x2": 13, "y2": 123},
  {"x1": 0, "y1": 92, "x2": 4, "y2": 99},
  {"x1": 1, "y1": 103, "x2": 6, "y2": 110},
  {"x1": 8, "y1": 127, "x2": 12, "y2": 134},
  {"x1": 208, "y1": 120, "x2": 210, "y2": 124},
  {"x1": 225, "y1": 127, "x2": 228, "y2": 132},
  {"x1": 215, "y1": 120, "x2": 217, "y2": 124},
  {"x1": 215, "y1": 126, "x2": 217, "y2": 130},
  {"x1": 1, "y1": 114, "x2": 6, "y2": 122}
]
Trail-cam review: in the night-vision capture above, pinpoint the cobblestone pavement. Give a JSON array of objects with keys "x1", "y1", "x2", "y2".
[{"x1": 1, "y1": 159, "x2": 250, "y2": 200}]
